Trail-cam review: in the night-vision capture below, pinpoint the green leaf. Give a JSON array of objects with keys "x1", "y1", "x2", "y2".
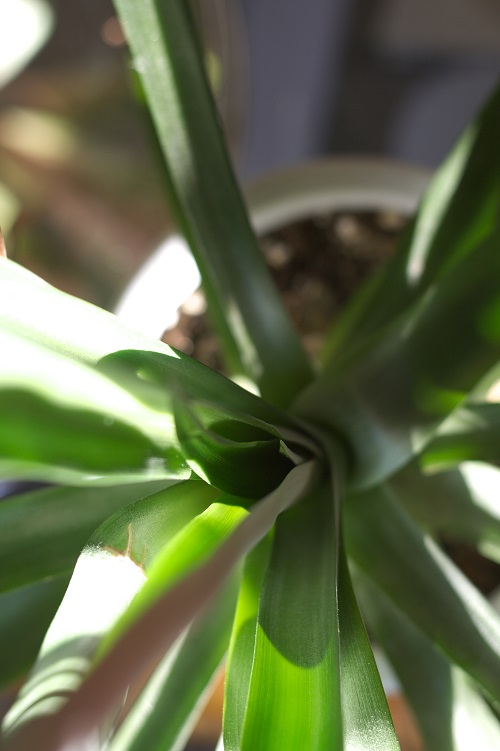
[
  {"x1": 108, "y1": 575, "x2": 238, "y2": 751},
  {"x1": 0, "y1": 258, "x2": 298, "y2": 429},
  {"x1": 0, "y1": 327, "x2": 189, "y2": 485},
  {"x1": 338, "y1": 548, "x2": 399, "y2": 751},
  {"x1": 100, "y1": 498, "x2": 250, "y2": 656},
  {"x1": 0, "y1": 481, "x2": 172, "y2": 592},
  {"x1": 2, "y1": 481, "x2": 217, "y2": 735},
  {"x1": 356, "y1": 569, "x2": 500, "y2": 751},
  {"x1": 296, "y1": 233, "x2": 500, "y2": 488},
  {"x1": 112, "y1": 0, "x2": 314, "y2": 406},
  {"x1": 320, "y1": 431, "x2": 399, "y2": 751},
  {"x1": 420, "y1": 402, "x2": 500, "y2": 470},
  {"x1": 223, "y1": 538, "x2": 271, "y2": 751},
  {"x1": 344, "y1": 484, "x2": 500, "y2": 703},
  {"x1": 0, "y1": 259, "x2": 305, "y2": 486},
  {"x1": 0, "y1": 257, "x2": 171, "y2": 365},
  {"x1": 322, "y1": 83, "x2": 500, "y2": 364},
  {"x1": 238, "y1": 481, "x2": 342, "y2": 751},
  {"x1": 174, "y1": 394, "x2": 310, "y2": 497},
  {"x1": 390, "y1": 461, "x2": 500, "y2": 563},
  {"x1": 0, "y1": 576, "x2": 69, "y2": 690},
  {"x1": 3, "y1": 463, "x2": 320, "y2": 751}
]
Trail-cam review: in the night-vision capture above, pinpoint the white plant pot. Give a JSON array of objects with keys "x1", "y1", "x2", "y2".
[
  {"x1": 244, "y1": 157, "x2": 431, "y2": 235},
  {"x1": 116, "y1": 157, "x2": 431, "y2": 339}
]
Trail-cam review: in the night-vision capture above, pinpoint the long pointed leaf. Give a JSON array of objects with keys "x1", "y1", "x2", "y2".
[
  {"x1": 108, "y1": 575, "x2": 239, "y2": 751},
  {"x1": 2, "y1": 481, "x2": 217, "y2": 734},
  {"x1": 0, "y1": 327, "x2": 188, "y2": 485},
  {"x1": 99, "y1": 499, "x2": 250, "y2": 656},
  {"x1": 338, "y1": 548, "x2": 399, "y2": 751},
  {"x1": 356, "y1": 569, "x2": 500, "y2": 751},
  {"x1": 323, "y1": 83, "x2": 500, "y2": 363},
  {"x1": 223, "y1": 538, "x2": 271, "y2": 751},
  {"x1": 0, "y1": 258, "x2": 299, "y2": 431},
  {"x1": 321, "y1": 431, "x2": 400, "y2": 751},
  {"x1": 3, "y1": 462, "x2": 320, "y2": 751},
  {"x1": 297, "y1": 233, "x2": 500, "y2": 488},
  {"x1": 390, "y1": 461, "x2": 500, "y2": 563},
  {"x1": 238, "y1": 481, "x2": 342, "y2": 751},
  {"x1": 112, "y1": 0, "x2": 314, "y2": 406},
  {"x1": 0, "y1": 481, "x2": 172, "y2": 591},
  {"x1": 344, "y1": 484, "x2": 500, "y2": 702}
]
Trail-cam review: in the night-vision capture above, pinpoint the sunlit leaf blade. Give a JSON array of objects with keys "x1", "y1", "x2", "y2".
[
  {"x1": 420, "y1": 402, "x2": 500, "y2": 470},
  {"x1": 174, "y1": 395, "x2": 302, "y2": 496},
  {"x1": 390, "y1": 461, "x2": 500, "y2": 563},
  {"x1": 0, "y1": 481, "x2": 172, "y2": 592},
  {"x1": 2, "y1": 481, "x2": 217, "y2": 735},
  {"x1": 344, "y1": 484, "x2": 500, "y2": 702},
  {"x1": 323, "y1": 82, "x2": 500, "y2": 363},
  {"x1": 0, "y1": 328, "x2": 188, "y2": 485},
  {"x1": 0, "y1": 576, "x2": 69, "y2": 690},
  {"x1": 356, "y1": 569, "x2": 500, "y2": 751},
  {"x1": 238, "y1": 482, "x2": 342, "y2": 751},
  {"x1": 0, "y1": 257, "x2": 170, "y2": 364},
  {"x1": 0, "y1": 259, "x2": 299, "y2": 431},
  {"x1": 297, "y1": 233, "x2": 500, "y2": 488},
  {"x1": 112, "y1": 0, "x2": 314, "y2": 406},
  {"x1": 3, "y1": 463, "x2": 319, "y2": 751},
  {"x1": 338, "y1": 548, "x2": 399, "y2": 751},
  {"x1": 90, "y1": 480, "x2": 220, "y2": 568},
  {"x1": 108, "y1": 575, "x2": 238, "y2": 751},
  {"x1": 223, "y1": 538, "x2": 271, "y2": 751},
  {"x1": 100, "y1": 499, "x2": 250, "y2": 655}
]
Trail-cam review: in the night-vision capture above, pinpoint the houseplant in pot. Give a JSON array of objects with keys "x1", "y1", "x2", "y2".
[{"x1": 2, "y1": 3, "x2": 500, "y2": 751}]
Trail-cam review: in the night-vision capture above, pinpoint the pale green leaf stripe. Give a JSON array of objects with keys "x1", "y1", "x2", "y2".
[
  {"x1": 98, "y1": 499, "x2": 250, "y2": 656},
  {"x1": 109, "y1": 575, "x2": 238, "y2": 751},
  {"x1": 3, "y1": 462, "x2": 319, "y2": 751},
  {"x1": 0, "y1": 258, "x2": 299, "y2": 429},
  {"x1": 223, "y1": 538, "x2": 271, "y2": 751},
  {"x1": 338, "y1": 548, "x2": 399, "y2": 751},
  {"x1": 344, "y1": 485, "x2": 500, "y2": 702},
  {"x1": 239, "y1": 482, "x2": 342, "y2": 751},
  {"x1": 3, "y1": 481, "x2": 217, "y2": 735},
  {"x1": 356, "y1": 569, "x2": 500, "y2": 751},
  {"x1": 112, "y1": 0, "x2": 314, "y2": 406},
  {"x1": 323, "y1": 83, "x2": 500, "y2": 364},
  {"x1": 0, "y1": 480, "x2": 172, "y2": 592},
  {"x1": 0, "y1": 576, "x2": 70, "y2": 690},
  {"x1": 390, "y1": 461, "x2": 500, "y2": 564}
]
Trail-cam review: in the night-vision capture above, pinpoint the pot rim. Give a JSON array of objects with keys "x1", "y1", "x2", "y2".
[{"x1": 244, "y1": 156, "x2": 432, "y2": 235}]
